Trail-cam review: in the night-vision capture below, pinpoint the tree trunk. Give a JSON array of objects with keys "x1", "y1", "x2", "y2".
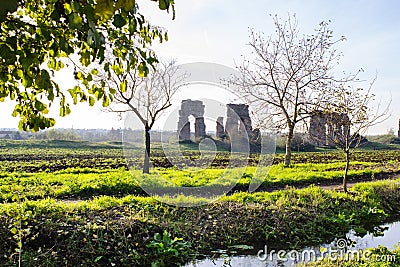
[
  {"x1": 143, "y1": 126, "x2": 151, "y2": 174},
  {"x1": 343, "y1": 150, "x2": 350, "y2": 193},
  {"x1": 284, "y1": 126, "x2": 294, "y2": 166}
]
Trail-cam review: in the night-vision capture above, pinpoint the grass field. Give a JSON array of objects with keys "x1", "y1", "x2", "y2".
[
  {"x1": 0, "y1": 161, "x2": 392, "y2": 203},
  {"x1": 1, "y1": 140, "x2": 400, "y2": 266}
]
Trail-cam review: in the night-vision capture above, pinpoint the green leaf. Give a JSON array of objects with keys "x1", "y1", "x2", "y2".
[
  {"x1": 0, "y1": 43, "x2": 15, "y2": 64},
  {"x1": 80, "y1": 50, "x2": 91, "y2": 66},
  {"x1": 63, "y1": 3, "x2": 73, "y2": 15},
  {"x1": 69, "y1": 13, "x2": 83, "y2": 29},
  {"x1": 34, "y1": 101, "x2": 47, "y2": 112},
  {"x1": 128, "y1": 18, "x2": 137, "y2": 34},
  {"x1": 102, "y1": 95, "x2": 110, "y2": 107},
  {"x1": 76, "y1": 71, "x2": 83, "y2": 80},
  {"x1": 116, "y1": 0, "x2": 135, "y2": 11},
  {"x1": 159, "y1": 0, "x2": 168, "y2": 10},
  {"x1": 60, "y1": 105, "x2": 71, "y2": 116},
  {"x1": 89, "y1": 96, "x2": 95, "y2": 106},
  {"x1": 50, "y1": 8, "x2": 61, "y2": 21},
  {"x1": 22, "y1": 75, "x2": 33, "y2": 88},
  {"x1": 95, "y1": 0, "x2": 115, "y2": 21},
  {"x1": 0, "y1": 0, "x2": 18, "y2": 22},
  {"x1": 0, "y1": 0, "x2": 173, "y2": 132},
  {"x1": 138, "y1": 62, "x2": 149, "y2": 77},
  {"x1": 71, "y1": 1, "x2": 81, "y2": 12},
  {"x1": 120, "y1": 79, "x2": 127, "y2": 92},
  {"x1": 109, "y1": 88, "x2": 116, "y2": 95},
  {"x1": 113, "y1": 14, "x2": 126, "y2": 28},
  {"x1": 16, "y1": 69, "x2": 23, "y2": 80},
  {"x1": 37, "y1": 70, "x2": 51, "y2": 89},
  {"x1": 68, "y1": 86, "x2": 81, "y2": 104}
]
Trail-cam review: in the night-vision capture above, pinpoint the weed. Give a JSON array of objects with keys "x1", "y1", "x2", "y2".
[{"x1": 147, "y1": 230, "x2": 192, "y2": 267}]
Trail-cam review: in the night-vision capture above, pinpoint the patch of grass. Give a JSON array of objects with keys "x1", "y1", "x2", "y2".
[
  {"x1": 1, "y1": 179, "x2": 400, "y2": 266},
  {"x1": 0, "y1": 161, "x2": 392, "y2": 202},
  {"x1": 1, "y1": 140, "x2": 400, "y2": 265}
]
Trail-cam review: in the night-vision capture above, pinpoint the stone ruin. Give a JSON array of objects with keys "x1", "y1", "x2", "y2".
[
  {"x1": 177, "y1": 100, "x2": 260, "y2": 146},
  {"x1": 177, "y1": 100, "x2": 206, "y2": 141},
  {"x1": 390, "y1": 119, "x2": 400, "y2": 145},
  {"x1": 309, "y1": 110, "x2": 350, "y2": 147},
  {"x1": 218, "y1": 104, "x2": 260, "y2": 144},
  {"x1": 398, "y1": 119, "x2": 400, "y2": 138},
  {"x1": 216, "y1": 117, "x2": 225, "y2": 140}
]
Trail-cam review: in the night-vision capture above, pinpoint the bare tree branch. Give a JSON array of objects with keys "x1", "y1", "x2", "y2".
[{"x1": 231, "y1": 14, "x2": 348, "y2": 165}]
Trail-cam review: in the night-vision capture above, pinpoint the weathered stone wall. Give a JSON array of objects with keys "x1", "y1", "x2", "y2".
[
  {"x1": 177, "y1": 99, "x2": 206, "y2": 141},
  {"x1": 224, "y1": 104, "x2": 260, "y2": 145},
  {"x1": 309, "y1": 111, "x2": 350, "y2": 147},
  {"x1": 309, "y1": 111, "x2": 327, "y2": 147},
  {"x1": 177, "y1": 100, "x2": 260, "y2": 148},
  {"x1": 216, "y1": 117, "x2": 225, "y2": 140},
  {"x1": 225, "y1": 104, "x2": 253, "y2": 136},
  {"x1": 398, "y1": 119, "x2": 400, "y2": 138},
  {"x1": 195, "y1": 117, "x2": 206, "y2": 138}
]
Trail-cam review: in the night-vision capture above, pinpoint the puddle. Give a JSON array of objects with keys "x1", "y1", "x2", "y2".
[{"x1": 185, "y1": 221, "x2": 400, "y2": 267}]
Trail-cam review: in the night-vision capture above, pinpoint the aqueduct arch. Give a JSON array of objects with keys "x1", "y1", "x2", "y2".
[{"x1": 177, "y1": 100, "x2": 206, "y2": 141}]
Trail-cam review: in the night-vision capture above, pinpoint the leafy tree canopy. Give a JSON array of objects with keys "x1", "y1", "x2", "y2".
[{"x1": 0, "y1": 0, "x2": 174, "y2": 131}]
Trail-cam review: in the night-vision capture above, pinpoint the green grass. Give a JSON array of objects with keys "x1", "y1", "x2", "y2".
[
  {"x1": 1, "y1": 140, "x2": 400, "y2": 266},
  {"x1": 1, "y1": 178, "x2": 400, "y2": 266},
  {"x1": 0, "y1": 161, "x2": 391, "y2": 202}
]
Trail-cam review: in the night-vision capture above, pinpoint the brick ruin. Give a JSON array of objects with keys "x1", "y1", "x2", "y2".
[
  {"x1": 177, "y1": 100, "x2": 260, "y2": 145},
  {"x1": 309, "y1": 111, "x2": 350, "y2": 147}
]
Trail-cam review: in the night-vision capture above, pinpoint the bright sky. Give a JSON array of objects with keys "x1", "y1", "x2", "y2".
[{"x1": 1, "y1": 0, "x2": 399, "y2": 134}]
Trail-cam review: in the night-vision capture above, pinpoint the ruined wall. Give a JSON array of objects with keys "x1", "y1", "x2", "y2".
[
  {"x1": 309, "y1": 111, "x2": 350, "y2": 147},
  {"x1": 177, "y1": 100, "x2": 260, "y2": 148},
  {"x1": 225, "y1": 104, "x2": 253, "y2": 136},
  {"x1": 398, "y1": 119, "x2": 400, "y2": 138},
  {"x1": 177, "y1": 100, "x2": 206, "y2": 141},
  {"x1": 224, "y1": 104, "x2": 260, "y2": 145},
  {"x1": 216, "y1": 117, "x2": 225, "y2": 140},
  {"x1": 309, "y1": 111, "x2": 327, "y2": 147}
]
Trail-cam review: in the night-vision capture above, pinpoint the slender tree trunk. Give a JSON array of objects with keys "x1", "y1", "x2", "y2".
[
  {"x1": 343, "y1": 150, "x2": 350, "y2": 193},
  {"x1": 143, "y1": 125, "x2": 151, "y2": 174},
  {"x1": 284, "y1": 125, "x2": 295, "y2": 166}
]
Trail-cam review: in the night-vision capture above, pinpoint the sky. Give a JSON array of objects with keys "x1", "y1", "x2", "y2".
[{"x1": 1, "y1": 0, "x2": 399, "y2": 134}]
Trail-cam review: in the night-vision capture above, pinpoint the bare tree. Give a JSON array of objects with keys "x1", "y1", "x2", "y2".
[
  {"x1": 231, "y1": 14, "x2": 348, "y2": 166},
  {"x1": 103, "y1": 59, "x2": 188, "y2": 173},
  {"x1": 318, "y1": 78, "x2": 390, "y2": 192}
]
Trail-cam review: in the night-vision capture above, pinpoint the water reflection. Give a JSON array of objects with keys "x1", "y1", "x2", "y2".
[
  {"x1": 186, "y1": 221, "x2": 400, "y2": 267},
  {"x1": 346, "y1": 221, "x2": 400, "y2": 250}
]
